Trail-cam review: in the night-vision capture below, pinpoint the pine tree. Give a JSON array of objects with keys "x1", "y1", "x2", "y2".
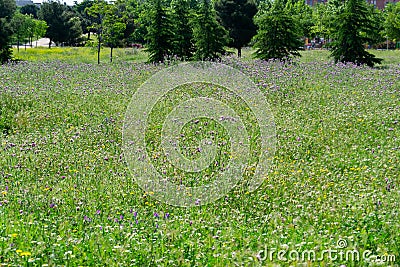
[
  {"x1": 330, "y1": 0, "x2": 382, "y2": 67},
  {"x1": 214, "y1": 0, "x2": 257, "y2": 57},
  {"x1": 146, "y1": 0, "x2": 174, "y2": 63},
  {"x1": 171, "y1": 0, "x2": 194, "y2": 60},
  {"x1": 253, "y1": 0, "x2": 302, "y2": 61},
  {"x1": 0, "y1": 0, "x2": 16, "y2": 63},
  {"x1": 192, "y1": 0, "x2": 228, "y2": 61}
]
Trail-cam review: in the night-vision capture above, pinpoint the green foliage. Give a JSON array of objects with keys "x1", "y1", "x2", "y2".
[
  {"x1": 145, "y1": 0, "x2": 174, "y2": 62},
  {"x1": 65, "y1": 13, "x2": 83, "y2": 45},
  {"x1": 253, "y1": 0, "x2": 302, "y2": 61},
  {"x1": 38, "y1": 1, "x2": 68, "y2": 46},
  {"x1": 33, "y1": 20, "x2": 48, "y2": 45},
  {"x1": 171, "y1": 0, "x2": 194, "y2": 60},
  {"x1": 103, "y1": 11, "x2": 126, "y2": 62},
  {"x1": 74, "y1": 0, "x2": 96, "y2": 36},
  {"x1": 0, "y1": 0, "x2": 16, "y2": 63},
  {"x1": 286, "y1": 0, "x2": 313, "y2": 39},
  {"x1": 38, "y1": 1, "x2": 82, "y2": 46},
  {"x1": 214, "y1": 0, "x2": 258, "y2": 57},
  {"x1": 384, "y1": 2, "x2": 400, "y2": 41},
  {"x1": 131, "y1": 0, "x2": 151, "y2": 43},
  {"x1": 86, "y1": 0, "x2": 127, "y2": 63},
  {"x1": 192, "y1": 0, "x2": 228, "y2": 60},
  {"x1": 113, "y1": 0, "x2": 138, "y2": 45},
  {"x1": 10, "y1": 13, "x2": 31, "y2": 51},
  {"x1": 20, "y1": 4, "x2": 39, "y2": 19},
  {"x1": 311, "y1": 0, "x2": 344, "y2": 40},
  {"x1": 330, "y1": 0, "x2": 382, "y2": 67},
  {"x1": 366, "y1": 5, "x2": 385, "y2": 45}
]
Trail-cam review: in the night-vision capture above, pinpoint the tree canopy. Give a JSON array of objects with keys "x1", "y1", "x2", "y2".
[
  {"x1": 214, "y1": 0, "x2": 258, "y2": 57},
  {"x1": 384, "y1": 2, "x2": 400, "y2": 41},
  {"x1": 1, "y1": 0, "x2": 395, "y2": 65},
  {"x1": 37, "y1": 1, "x2": 82, "y2": 47}
]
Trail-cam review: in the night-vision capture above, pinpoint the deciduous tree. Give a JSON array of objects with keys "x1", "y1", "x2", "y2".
[
  {"x1": 33, "y1": 19, "x2": 48, "y2": 47},
  {"x1": 214, "y1": 0, "x2": 257, "y2": 57},
  {"x1": 38, "y1": 1, "x2": 68, "y2": 47},
  {"x1": 384, "y1": 2, "x2": 400, "y2": 42},
  {"x1": 20, "y1": 4, "x2": 39, "y2": 19},
  {"x1": 10, "y1": 13, "x2": 30, "y2": 52}
]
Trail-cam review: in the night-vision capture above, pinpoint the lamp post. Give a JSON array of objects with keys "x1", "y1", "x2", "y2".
[{"x1": 386, "y1": 35, "x2": 389, "y2": 50}]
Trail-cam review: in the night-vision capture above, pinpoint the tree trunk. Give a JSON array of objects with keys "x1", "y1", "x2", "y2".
[
  {"x1": 97, "y1": 39, "x2": 101, "y2": 64},
  {"x1": 88, "y1": 31, "x2": 91, "y2": 40},
  {"x1": 237, "y1": 47, "x2": 242, "y2": 58},
  {"x1": 49, "y1": 38, "x2": 51, "y2": 49},
  {"x1": 110, "y1": 47, "x2": 113, "y2": 63},
  {"x1": 17, "y1": 38, "x2": 20, "y2": 53}
]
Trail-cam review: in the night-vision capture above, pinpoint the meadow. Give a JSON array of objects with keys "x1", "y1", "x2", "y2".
[{"x1": 0, "y1": 48, "x2": 399, "y2": 266}]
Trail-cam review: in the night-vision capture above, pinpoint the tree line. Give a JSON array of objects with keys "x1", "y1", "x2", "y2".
[{"x1": 1, "y1": 0, "x2": 400, "y2": 66}]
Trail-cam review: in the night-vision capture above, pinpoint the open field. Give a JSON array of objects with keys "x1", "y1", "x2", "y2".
[
  {"x1": 11, "y1": 46, "x2": 400, "y2": 66},
  {"x1": 12, "y1": 47, "x2": 149, "y2": 64},
  {"x1": 0, "y1": 50, "x2": 399, "y2": 266}
]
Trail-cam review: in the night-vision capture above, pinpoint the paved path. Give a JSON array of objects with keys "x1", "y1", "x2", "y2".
[{"x1": 13, "y1": 38, "x2": 55, "y2": 48}]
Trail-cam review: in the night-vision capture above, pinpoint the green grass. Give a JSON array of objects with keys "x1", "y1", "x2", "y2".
[
  {"x1": 12, "y1": 46, "x2": 149, "y2": 64},
  {"x1": 13, "y1": 46, "x2": 400, "y2": 67},
  {"x1": 0, "y1": 51, "x2": 399, "y2": 266},
  {"x1": 240, "y1": 46, "x2": 400, "y2": 67}
]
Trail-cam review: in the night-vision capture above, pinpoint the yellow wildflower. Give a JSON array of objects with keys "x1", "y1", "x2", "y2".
[{"x1": 20, "y1": 252, "x2": 31, "y2": 257}]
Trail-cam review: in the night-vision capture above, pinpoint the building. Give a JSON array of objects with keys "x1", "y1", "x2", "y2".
[
  {"x1": 367, "y1": 0, "x2": 399, "y2": 9},
  {"x1": 306, "y1": 0, "x2": 327, "y2": 6},
  {"x1": 307, "y1": 0, "x2": 399, "y2": 9},
  {"x1": 15, "y1": 0, "x2": 34, "y2": 6}
]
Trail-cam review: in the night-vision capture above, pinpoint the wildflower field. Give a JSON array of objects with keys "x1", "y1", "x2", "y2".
[{"x1": 0, "y1": 49, "x2": 399, "y2": 266}]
